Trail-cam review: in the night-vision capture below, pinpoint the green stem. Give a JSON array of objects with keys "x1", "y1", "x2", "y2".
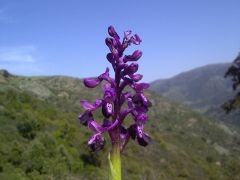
[{"x1": 109, "y1": 142, "x2": 121, "y2": 180}]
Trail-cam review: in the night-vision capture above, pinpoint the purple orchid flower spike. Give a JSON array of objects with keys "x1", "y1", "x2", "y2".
[{"x1": 79, "y1": 26, "x2": 151, "y2": 180}]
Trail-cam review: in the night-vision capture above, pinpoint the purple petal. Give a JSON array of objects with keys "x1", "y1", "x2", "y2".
[
  {"x1": 104, "y1": 89, "x2": 116, "y2": 102},
  {"x1": 98, "y1": 68, "x2": 115, "y2": 86},
  {"x1": 119, "y1": 77, "x2": 133, "y2": 92},
  {"x1": 136, "y1": 124, "x2": 144, "y2": 138},
  {"x1": 88, "y1": 120, "x2": 104, "y2": 133},
  {"x1": 106, "y1": 53, "x2": 115, "y2": 63},
  {"x1": 135, "y1": 106, "x2": 148, "y2": 114},
  {"x1": 120, "y1": 126, "x2": 128, "y2": 139},
  {"x1": 131, "y1": 34, "x2": 142, "y2": 45},
  {"x1": 124, "y1": 50, "x2": 142, "y2": 62},
  {"x1": 108, "y1": 26, "x2": 120, "y2": 40},
  {"x1": 120, "y1": 91, "x2": 132, "y2": 105},
  {"x1": 88, "y1": 134, "x2": 105, "y2": 152},
  {"x1": 80, "y1": 99, "x2": 103, "y2": 111},
  {"x1": 132, "y1": 83, "x2": 150, "y2": 92},
  {"x1": 132, "y1": 93, "x2": 152, "y2": 107},
  {"x1": 132, "y1": 50, "x2": 143, "y2": 59},
  {"x1": 105, "y1": 38, "x2": 118, "y2": 55},
  {"x1": 128, "y1": 124, "x2": 151, "y2": 146},
  {"x1": 135, "y1": 124, "x2": 151, "y2": 146},
  {"x1": 134, "y1": 113, "x2": 148, "y2": 123},
  {"x1": 94, "y1": 99, "x2": 103, "y2": 108},
  {"x1": 140, "y1": 93, "x2": 152, "y2": 107},
  {"x1": 98, "y1": 68, "x2": 109, "y2": 80},
  {"x1": 123, "y1": 63, "x2": 139, "y2": 76},
  {"x1": 103, "y1": 83, "x2": 111, "y2": 91},
  {"x1": 124, "y1": 30, "x2": 132, "y2": 40},
  {"x1": 137, "y1": 133, "x2": 151, "y2": 146},
  {"x1": 127, "y1": 97, "x2": 134, "y2": 109},
  {"x1": 79, "y1": 111, "x2": 93, "y2": 126},
  {"x1": 106, "y1": 119, "x2": 120, "y2": 131},
  {"x1": 118, "y1": 57, "x2": 127, "y2": 69},
  {"x1": 119, "y1": 108, "x2": 132, "y2": 122},
  {"x1": 104, "y1": 83, "x2": 116, "y2": 102},
  {"x1": 83, "y1": 78, "x2": 101, "y2": 88},
  {"x1": 129, "y1": 74, "x2": 143, "y2": 82},
  {"x1": 80, "y1": 101, "x2": 95, "y2": 110},
  {"x1": 128, "y1": 124, "x2": 137, "y2": 139}
]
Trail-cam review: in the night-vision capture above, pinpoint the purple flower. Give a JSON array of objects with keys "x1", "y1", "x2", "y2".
[
  {"x1": 129, "y1": 124, "x2": 151, "y2": 146},
  {"x1": 79, "y1": 26, "x2": 151, "y2": 152},
  {"x1": 88, "y1": 133, "x2": 105, "y2": 151},
  {"x1": 124, "y1": 50, "x2": 143, "y2": 62},
  {"x1": 131, "y1": 34, "x2": 142, "y2": 45}
]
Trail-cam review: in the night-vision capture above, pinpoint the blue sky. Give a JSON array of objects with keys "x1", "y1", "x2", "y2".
[{"x1": 0, "y1": 0, "x2": 239, "y2": 82}]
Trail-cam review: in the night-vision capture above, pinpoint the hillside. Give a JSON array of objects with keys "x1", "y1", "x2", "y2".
[
  {"x1": 0, "y1": 69, "x2": 240, "y2": 180},
  {"x1": 150, "y1": 63, "x2": 240, "y2": 125}
]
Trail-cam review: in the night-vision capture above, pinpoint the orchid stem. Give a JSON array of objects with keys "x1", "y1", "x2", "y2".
[{"x1": 110, "y1": 142, "x2": 121, "y2": 180}]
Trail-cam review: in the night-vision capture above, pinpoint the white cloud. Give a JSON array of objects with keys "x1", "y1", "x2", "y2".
[
  {"x1": 0, "y1": 46, "x2": 37, "y2": 63},
  {"x1": 0, "y1": 45, "x2": 44, "y2": 75}
]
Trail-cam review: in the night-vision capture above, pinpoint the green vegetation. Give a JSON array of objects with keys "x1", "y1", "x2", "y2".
[{"x1": 0, "y1": 70, "x2": 240, "y2": 179}]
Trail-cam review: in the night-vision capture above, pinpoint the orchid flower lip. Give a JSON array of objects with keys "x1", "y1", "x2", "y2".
[
  {"x1": 102, "y1": 101, "x2": 113, "y2": 118},
  {"x1": 88, "y1": 133, "x2": 105, "y2": 152}
]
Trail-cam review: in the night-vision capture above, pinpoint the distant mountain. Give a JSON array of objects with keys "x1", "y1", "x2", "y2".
[
  {"x1": 1, "y1": 69, "x2": 240, "y2": 179},
  {"x1": 150, "y1": 63, "x2": 240, "y2": 124}
]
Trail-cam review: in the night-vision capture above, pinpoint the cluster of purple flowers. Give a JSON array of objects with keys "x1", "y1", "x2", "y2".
[{"x1": 79, "y1": 26, "x2": 151, "y2": 152}]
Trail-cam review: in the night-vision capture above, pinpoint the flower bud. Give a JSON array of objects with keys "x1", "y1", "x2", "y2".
[
  {"x1": 108, "y1": 25, "x2": 120, "y2": 40},
  {"x1": 105, "y1": 38, "x2": 118, "y2": 54}
]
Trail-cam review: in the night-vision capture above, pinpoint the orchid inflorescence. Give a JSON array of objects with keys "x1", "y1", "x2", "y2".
[{"x1": 79, "y1": 26, "x2": 152, "y2": 152}]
